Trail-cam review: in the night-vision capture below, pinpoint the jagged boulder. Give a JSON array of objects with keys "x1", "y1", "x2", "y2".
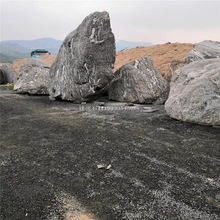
[
  {"x1": 108, "y1": 57, "x2": 169, "y2": 104},
  {"x1": 0, "y1": 64, "x2": 17, "y2": 84},
  {"x1": 14, "y1": 59, "x2": 50, "y2": 95},
  {"x1": 185, "y1": 40, "x2": 220, "y2": 64},
  {"x1": 165, "y1": 58, "x2": 220, "y2": 126},
  {"x1": 48, "y1": 11, "x2": 115, "y2": 102}
]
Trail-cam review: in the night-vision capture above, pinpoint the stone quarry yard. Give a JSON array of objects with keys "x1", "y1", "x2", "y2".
[{"x1": 0, "y1": 87, "x2": 220, "y2": 220}]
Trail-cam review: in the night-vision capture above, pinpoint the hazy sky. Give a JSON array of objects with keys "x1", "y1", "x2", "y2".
[{"x1": 0, "y1": 0, "x2": 220, "y2": 44}]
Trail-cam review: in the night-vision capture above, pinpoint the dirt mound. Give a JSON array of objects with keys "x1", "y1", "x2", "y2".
[
  {"x1": 115, "y1": 43, "x2": 193, "y2": 75},
  {"x1": 39, "y1": 54, "x2": 57, "y2": 66},
  {"x1": 12, "y1": 54, "x2": 57, "y2": 72},
  {"x1": 12, "y1": 58, "x2": 30, "y2": 72}
]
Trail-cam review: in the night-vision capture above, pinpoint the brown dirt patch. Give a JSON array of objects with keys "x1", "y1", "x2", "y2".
[
  {"x1": 114, "y1": 42, "x2": 193, "y2": 75},
  {"x1": 38, "y1": 54, "x2": 57, "y2": 66},
  {"x1": 12, "y1": 54, "x2": 57, "y2": 72},
  {"x1": 12, "y1": 58, "x2": 30, "y2": 72}
]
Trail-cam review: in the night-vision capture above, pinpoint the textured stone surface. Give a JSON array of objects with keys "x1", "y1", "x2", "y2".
[
  {"x1": 108, "y1": 57, "x2": 168, "y2": 104},
  {"x1": 165, "y1": 58, "x2": 220, "y2": 126},
  {"x1": 48, "y1": 11, "x2": 115, "y2": 102},
  {"x1": 185, "y1": 40, "x2": 220, "y2": 64},
  {"x1": 0, "y1": 64, "x2": 17, "y2": 84},
  {"x1": 14, "y1": 59, "x2": 50, "y2": 95}
]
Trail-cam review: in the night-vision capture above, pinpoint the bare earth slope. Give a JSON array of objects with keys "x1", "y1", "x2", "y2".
[
  {"x1": 115, "y1": 43, "x2": 193, "y2": 75},
  {"x1": 12, "y1": 58, "x2": 30, "y2": 72},
  {"x1": 12, "y1": 54, "x2": 57, "y2": 72}
]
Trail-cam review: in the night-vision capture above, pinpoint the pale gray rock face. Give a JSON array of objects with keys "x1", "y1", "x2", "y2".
[
  {"x1": 185, "y1": 40, "x2": 220, "y2": 64},
  {"x1": 14, "y1": 59, "x2": 50, "y2": 95},
  {"x1": 165, "y1": 58, "x2": 220, "y2": 126},
  {"x1": 108, "y1": 57, "x2": 168, "y2": 104},
  {"x1": 0, "y1": 64, "x2": 17, "y2": 84},
  {"x1": 48, "y1": 11, "x2": 115, "y2": 102}
]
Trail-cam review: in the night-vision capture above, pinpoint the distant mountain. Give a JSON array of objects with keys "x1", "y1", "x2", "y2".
[
  {"x1": 116, "y1": 40, "x2": 153, "y2": 51},
  {"x1": 0, "y1": 43, "x2": 30, "y2": 63},
  {"x1": 0, "y1": 38, "x2": 153, "y2": 63},
  {"x1": 0, "y1": 38, "x2": 62, "y2": 63}
]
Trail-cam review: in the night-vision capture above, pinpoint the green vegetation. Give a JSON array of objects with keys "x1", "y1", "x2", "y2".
[
  {"x1": 0, "y1": 84, "x2": 14, "y2": 90},
  {"x1": 0, "y1": 38, "x2": 62, "y2": 63},
  {"x1": 7, "y1": 84, "x2": 14, "y2": 90},
  {"x1": 0, "y1": 53, "x2": 17, "y2": 63},
  {"x1": 0, "y1": 42, "x2": 30, "y2": 63}
]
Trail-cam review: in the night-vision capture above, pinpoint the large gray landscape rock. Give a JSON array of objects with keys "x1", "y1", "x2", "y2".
[
  {"x1": 0, "y1": 64, "x2": 17, "y2": 84},
  {"x1": 48, "y1": 11, "x2": 115, "y2": 102},
  {"x1": 185, "y1": 40, "x2": 220, "y2": 64},
  {"x1": 14, "y1": 59, "x2": 50, "y2": 95},
  {"x1": 108, "y1": 57, "x2": 168, "y2": 104},
  {"x1": 165, "y1": 58, "x2": 220, "y2": 126}
]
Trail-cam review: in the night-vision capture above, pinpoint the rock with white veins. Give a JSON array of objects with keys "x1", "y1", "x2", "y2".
[
  {"x1": 48, "y1": 11, "x2": 115, "y2": 102},
  {"x1": 13, "y1": 59, "x2": 50, "y2": 95},
  {"x1": 165, "y1": 58, "x2": 220, "y2": 126},
  {"x1": 185, "y1": 40, "x2": 220, "y2": 64},
  {"x1": 108, "y1": 57, "x2": 169, "y2": 104}
]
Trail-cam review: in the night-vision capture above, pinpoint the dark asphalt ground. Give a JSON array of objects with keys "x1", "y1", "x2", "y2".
[{"x1": 0, "y1": 87, "x2": 220, "y2": 220}]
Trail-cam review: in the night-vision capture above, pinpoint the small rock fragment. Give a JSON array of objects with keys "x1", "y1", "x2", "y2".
[
  {"x1": 125, "y1": 103, "x2": 134, "y2": 106},
  {"x1": 97, "y1": 165, "x2": 105, "y2": 169},
  {"x1": 94, "y1": 101, "x2": 105, "y2": 106},
  {"x1": 106, "y1": 164, "x2": 112, "y2": 170},
  {"x1": 143, "y1": 107, "x2": 158, "y2": 113},
  {"x1": 1, "y1": 161, "x2": 6, "y2": 166}
]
